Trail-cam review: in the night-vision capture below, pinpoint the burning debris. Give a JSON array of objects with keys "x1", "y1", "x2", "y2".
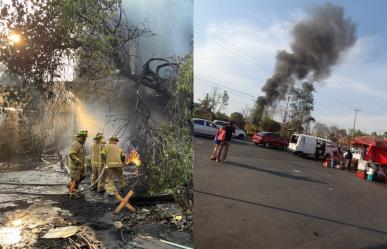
[
  {"x1": 126, "y1": 149, "x2": 141, "y2": 167},
  {"x1": 261, "y1": 3, "x2": 357, "y2": 106}
]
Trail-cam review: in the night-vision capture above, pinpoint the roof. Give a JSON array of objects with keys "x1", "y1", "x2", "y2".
[
  {"x1": 292, "y1": 133, "x2": 334, "y2": 143},
  {"x1": 352, "y1": 136, "x2": 387, "y2": 148},
  {"x1": 192, "y1": 118, "x2": 211, "y2": 122}
]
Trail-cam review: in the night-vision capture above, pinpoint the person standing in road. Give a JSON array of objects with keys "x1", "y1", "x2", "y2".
[
  {"x1": 210, "y1": 127, "x2": 225, "y2": 160},
  {"x1": 345, "y1": 148, "x2": 353, "y2": 170},
  {"x1": 102, "y1": 135, "x2": 126, "y2": 195},
  {"x1": 216, "y1": 121, "x2": 235, "y2": 163},
  {"x1": 90, "y1": 132, "x2": 106, "y2": 193},
  {"x1": 68, "y1": 130, "x2": 88, "y2": 193}
]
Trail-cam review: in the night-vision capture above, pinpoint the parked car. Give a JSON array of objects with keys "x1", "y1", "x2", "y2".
[
  {"x1": 252, "y1": 131, "x2": 288, "y2": 149},
  {"x1": 212, "y1": 120, "x2": 246, "y2": 139},
  {"x1": 192, "y1": 118, "x2": 219, "y2": 137},
  {"x1": 288, "y1": 133, "x2": 335, "y2": 158}
]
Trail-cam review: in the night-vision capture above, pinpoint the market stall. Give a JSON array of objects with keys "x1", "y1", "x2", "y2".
[{"x1": 352, "y1": 136, "x2": 387, "y2": 182}]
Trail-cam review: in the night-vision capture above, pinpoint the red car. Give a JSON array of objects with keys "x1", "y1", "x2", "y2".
[{"x1": 252, "y1": 132, "x2": 288, "y2": 149}]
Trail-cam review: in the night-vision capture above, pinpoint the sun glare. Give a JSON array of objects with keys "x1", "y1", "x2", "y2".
[{"x1": 9, "y1": 32, "x2": 21, "y2": 44}]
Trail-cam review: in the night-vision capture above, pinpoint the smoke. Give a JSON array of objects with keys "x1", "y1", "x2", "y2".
[
  {"x1": 121, "y1": 0, "x2": 193, "y2": 68},
  {"x1": 262, "y1": 3, "x2": 357, "y2": 106}
]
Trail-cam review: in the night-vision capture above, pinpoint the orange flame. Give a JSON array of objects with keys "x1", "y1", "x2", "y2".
[{"x1": 126, "y1": 149, "x2": 141, "y2": 166}]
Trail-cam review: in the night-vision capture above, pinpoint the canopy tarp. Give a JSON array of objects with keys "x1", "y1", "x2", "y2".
[{"x1": 351, "y1": 136, "x2": 387, "y2": 164}]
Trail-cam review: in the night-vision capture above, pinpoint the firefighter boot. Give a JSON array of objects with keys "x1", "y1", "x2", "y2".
[{"x1": 69, "y1": 180, "x2": 78, "y2": 193}]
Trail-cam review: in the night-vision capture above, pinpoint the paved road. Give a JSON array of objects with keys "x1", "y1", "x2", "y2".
[{"x1": 193, "y1": 137, "x2": 387, "y2": 249}]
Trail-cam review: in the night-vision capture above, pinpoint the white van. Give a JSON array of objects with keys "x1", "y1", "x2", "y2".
[{"x1": 288, "y1": 134, "x2": 335, "y2": 158}]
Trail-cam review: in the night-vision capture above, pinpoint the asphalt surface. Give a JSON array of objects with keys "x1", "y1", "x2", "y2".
[{"x1": 193, "y1": 137, "x2": 387, "y2": 249}]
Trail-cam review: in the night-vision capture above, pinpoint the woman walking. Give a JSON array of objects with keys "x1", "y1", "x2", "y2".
[
  {"x1": 216, "y1": 121, "x2": 235, "y2": 163},
  {"x1": 210, "y1": 126, "x2": 225, "y2": 160}
]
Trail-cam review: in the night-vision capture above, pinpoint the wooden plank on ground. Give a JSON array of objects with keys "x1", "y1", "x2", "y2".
[{"x1": 114, "y1": 190, "x2": 135, "y2": 213}]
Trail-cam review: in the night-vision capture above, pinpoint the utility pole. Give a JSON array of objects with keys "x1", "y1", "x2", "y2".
[{"x1": 352, "y1": 108, "x2": 362, "y2": 136}]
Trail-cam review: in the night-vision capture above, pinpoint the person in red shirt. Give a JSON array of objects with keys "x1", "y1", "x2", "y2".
[
  {"x1": 210, "y1": 127, "x2": 224, "y2": 160},
  {"x1": 216, "y1": 121, "x2": 236, "y2": 163}
]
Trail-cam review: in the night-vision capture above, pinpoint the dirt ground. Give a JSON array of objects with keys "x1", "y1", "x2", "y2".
[{"x1": 0, "y1": 157, "x2": 192, "y2": 249}]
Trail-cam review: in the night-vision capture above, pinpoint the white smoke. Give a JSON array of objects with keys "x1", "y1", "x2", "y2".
[{"x1": 122, "y1": 0, "x2": 193, "y2": 66}]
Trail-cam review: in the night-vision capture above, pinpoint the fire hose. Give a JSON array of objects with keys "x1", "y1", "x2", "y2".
[
  {"x1": 72, "y1": 164, "x2": 107, "y2": 195},
  {"x1": 72, "y1": 164, "x2": 139, "y2": 196}
]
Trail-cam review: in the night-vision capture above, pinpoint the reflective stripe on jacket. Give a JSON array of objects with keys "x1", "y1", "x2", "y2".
[{"x1": 104, "y1": 143, "x2": 124, "y2": 168}]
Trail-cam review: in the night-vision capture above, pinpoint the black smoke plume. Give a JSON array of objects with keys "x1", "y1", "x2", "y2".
[{"x1": 262, "y1": 3, "x2": 356, "y2": 106}]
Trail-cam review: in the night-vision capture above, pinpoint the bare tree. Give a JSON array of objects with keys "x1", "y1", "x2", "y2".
[{"x1": 241, "y1": 104, "x2": 253, "y2": 123}]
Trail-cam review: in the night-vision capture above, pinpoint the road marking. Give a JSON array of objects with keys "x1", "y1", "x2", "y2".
[{"x1": 293, "y1": 170, "x2": 301, "y2": 173}]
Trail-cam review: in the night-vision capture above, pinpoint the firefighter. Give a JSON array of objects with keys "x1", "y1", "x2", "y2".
[
  {"x1": 68, "y1": 130, "x2": 88, "y2": 193},
  {"x1": 91, "y1": 132, "x2": 106, "y2": 192},
  {"x1": 102, "y1": 135, "x2": 126, "y2": 194}
]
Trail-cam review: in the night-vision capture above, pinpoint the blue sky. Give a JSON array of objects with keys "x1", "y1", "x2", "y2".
[{"x1": 194, "y1": 0, "x2": 387, "y2": 133}]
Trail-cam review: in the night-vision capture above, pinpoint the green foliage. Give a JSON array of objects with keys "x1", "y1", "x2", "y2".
[
  {"x1": 352, "y1": 129, "x2": 368, "y2": 137},
  {"x1": 214, "y1": 112, "x2": 228, "y2": 121},
  {"x1": 193, "y1": 88, "x2": 229, "y2": 120},
  {"x1": 0, "y1": 0, "x2": 76, "y2": 83},
  {"x1": 260, "y1": 117, "x2": 281, "y2": 132},
  {"x1": 0, "y1": 0, "x2": 151, "y2": 85},
  {"x1": 138, "y1": 55, "x2": 193, "y2": 195},
  {"x1": 229, "y1": 112, "x2": 245, "y2": 128},
  {"x1": 193, "y1": 93, "x2": 212, "y2": 120},
  {"x1": 144, "y1": 124, "x2": 193, "y2": 195},
  {"x1": 251, "y1": 97, "x2": 266, "y2": 127},
  {"x1": 288, "y1": 81, "x2": 315, "y2": 132},
  {"x1": 245, "y1": 123, "x2": 258, "y2": 136}
]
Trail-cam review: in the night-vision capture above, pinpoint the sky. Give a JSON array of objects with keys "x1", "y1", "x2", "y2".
[{"x1": 194, "y1": 0, "x2": 387, "y2": 134}]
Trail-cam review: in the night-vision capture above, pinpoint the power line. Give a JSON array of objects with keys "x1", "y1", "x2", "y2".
[
  {"x1": 195, "y1": 80, "x2": 255, "y2": 103},
  {"x1": 195, "y1": 22, "x2": 269, "y2": 67},
  {"x1": 194, "y1": 82, "x2": 255, "y2": 105},
  {"x1": 194, "y1": 24, "x2": 270, "y2": 72},
  {"x1": 195, "y1": 76, "x2": 258, "y2": 99}
]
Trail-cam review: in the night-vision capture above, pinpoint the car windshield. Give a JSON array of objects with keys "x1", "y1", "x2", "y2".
[
  {"x1": 290, "y1": 135, "x2": 299, "y2": 144},
  {"x1": 193, "y1": 119, "x2": 204, "y2": 125},
  {"x1": 207, "y1": 122, "x2": 217, "y2": 128},
  {"x1": 258, "y1": 132, "x2": 271, "y2": 136},
  {"x1": 215, "y1": 121, "x2": 227, "y2": 126}
]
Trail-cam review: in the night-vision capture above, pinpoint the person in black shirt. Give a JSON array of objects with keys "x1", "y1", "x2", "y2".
[
  {"x1": 345, "y1": 148, "x2": 353, "y2": 170},
  {"x1": 216, "y1": 121, "x2": 236, "y2": 162}
]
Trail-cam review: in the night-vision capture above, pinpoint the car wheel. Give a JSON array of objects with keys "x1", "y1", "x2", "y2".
[
  {"x1": 264, "y1": 142, "x2": 270, "y2": 148},
  {"x1": 237, "y1": 134, "x2": 245, "y2": 139}
]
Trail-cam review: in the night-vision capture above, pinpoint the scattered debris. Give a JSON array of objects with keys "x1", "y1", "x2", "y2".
[
  {"x1": 114, "y1": 221, "x2": 123, "y2": 230},
  {"x1": 120, "y1": 203, "x2": 193, "y2": 248},
  {"x1": 131, "y1": 235, "x2": 193, "y2": 249},
  {"x1": 0, "y1": 227, "x2": 22, "y2": 245},
  {"x1": 41, "y1": 226, "x2": 80, "y2": 239},
  {"x1": 141, "y1": 208, "x2": 151, "y2": 214}
]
